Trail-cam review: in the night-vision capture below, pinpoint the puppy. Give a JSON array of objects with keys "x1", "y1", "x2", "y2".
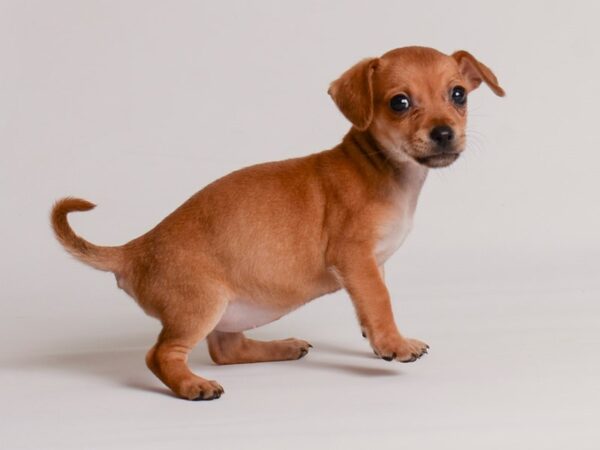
[{"x1": 51, "y1": 46, "x2": 504, "y2": 400}]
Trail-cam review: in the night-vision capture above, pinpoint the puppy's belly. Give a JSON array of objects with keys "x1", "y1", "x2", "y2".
[{"x1": 215, "y1": 300, "x2": 291, "y2": 333}]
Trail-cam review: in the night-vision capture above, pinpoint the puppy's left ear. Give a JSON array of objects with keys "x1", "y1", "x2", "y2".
[
  {"x1": 328, "y1": 57, "x2": 379, "y2": 131},
  {"x1": 452, "y1": 51, "x2": 505, "y2": 97}
]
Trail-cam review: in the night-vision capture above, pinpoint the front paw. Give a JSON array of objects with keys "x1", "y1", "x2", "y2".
[{"x1": 371, "y1": 336, "x2": 429, "y2": 363}]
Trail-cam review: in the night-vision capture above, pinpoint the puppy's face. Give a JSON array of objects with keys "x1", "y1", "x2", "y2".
[{"x1": 329, "y1": 47, "x2": 504, "y2": 169}]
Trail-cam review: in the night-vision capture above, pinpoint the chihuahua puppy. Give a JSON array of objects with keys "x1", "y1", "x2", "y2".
[{"x1": 52, "y1": 46, "x2": 504, "y2": 400}]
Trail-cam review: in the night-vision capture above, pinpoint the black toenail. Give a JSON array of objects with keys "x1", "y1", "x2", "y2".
[
  {"x1": 362, "y1": 332, "x2": 366, "y2": 338},
  {"x1": 382, "y1": 355, "x2": 393, "y2": 361}
]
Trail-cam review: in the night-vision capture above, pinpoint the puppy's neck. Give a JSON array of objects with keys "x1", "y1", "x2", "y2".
[
  {"x1": 341, "y1": 128, "x2": 428, "y2": 202},
  {"x1": 343, "y1": 128, "x2": 390, "y2": 174}
]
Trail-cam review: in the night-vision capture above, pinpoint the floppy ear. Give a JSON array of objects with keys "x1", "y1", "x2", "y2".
[
  {"x1": 328, "y1": 57, "x2": 379, "y2": 131},
  {"x1": 452, "y1": 50, "x2": 505, "y2": 97}
]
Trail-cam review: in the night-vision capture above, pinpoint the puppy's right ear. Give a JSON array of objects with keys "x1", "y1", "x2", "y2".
[
  {"x1": 452, "y1": 51, "x2": 505, "y2": 97},
  {"x1": 328, "y1": 58, "x2": 379, "y2": 131}
]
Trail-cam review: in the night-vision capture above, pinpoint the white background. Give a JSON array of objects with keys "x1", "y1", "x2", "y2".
[{"x1": 1, "y1": 1, "x2": 599, "y2": 449}]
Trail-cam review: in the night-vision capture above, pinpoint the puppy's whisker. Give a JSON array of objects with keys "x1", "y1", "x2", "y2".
[{"x1": 466, "y1": 132, "x2": 487, "y2": 152}]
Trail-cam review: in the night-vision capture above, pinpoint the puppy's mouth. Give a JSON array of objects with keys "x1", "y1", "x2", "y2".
[{"x1": 415, "y1": 153, "x2": 460, "y2": 168}]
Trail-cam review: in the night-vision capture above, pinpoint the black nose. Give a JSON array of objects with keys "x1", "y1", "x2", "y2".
[{"x1": 429, "y1": 125, "x2": 455, "y2": 148}]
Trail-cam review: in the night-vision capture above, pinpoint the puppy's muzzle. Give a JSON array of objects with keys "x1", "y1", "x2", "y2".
[{"x1": 416, "y1": 125, "x2": 461, "y2": 168}]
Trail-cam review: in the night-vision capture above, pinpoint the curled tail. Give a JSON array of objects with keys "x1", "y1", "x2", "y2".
[{"x1": 51, "y1": 197, "x2": 123, "y2": 272}]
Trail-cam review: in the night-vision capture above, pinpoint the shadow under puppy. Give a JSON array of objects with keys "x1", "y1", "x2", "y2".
[{"x1": 51, "y1": 46, "x2": 504, "y2": 400}]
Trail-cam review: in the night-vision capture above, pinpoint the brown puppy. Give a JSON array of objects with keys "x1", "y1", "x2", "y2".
[{"x1": 51, "y1": 46, "x2": 504, "y2": 400}]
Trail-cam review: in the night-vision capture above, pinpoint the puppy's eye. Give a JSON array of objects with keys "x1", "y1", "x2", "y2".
[
  {"x1": 390, "y1": 94, "x2": 411, "y2": 112},
  {"x1": 451, "y1": 86, "x2": 467, "y2": 106}
]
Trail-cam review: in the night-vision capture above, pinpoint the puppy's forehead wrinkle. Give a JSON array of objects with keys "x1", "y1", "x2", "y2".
[
  {"x1": 377, "y1": 74, "x2": 458, "y2": 102},
  {"x1": 375, "y1": 54, "x2": 461, "y2": 100}
]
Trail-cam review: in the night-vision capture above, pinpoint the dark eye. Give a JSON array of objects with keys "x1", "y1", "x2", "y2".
[
  {"x1": 390, "y1": 94, "x2": 411, "y2": 112},
  {"x1": 451, "y1": 86, "x2": 467, "y2": 106}
]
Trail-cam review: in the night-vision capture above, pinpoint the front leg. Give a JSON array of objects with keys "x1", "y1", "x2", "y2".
[{"x1": 335, "y1": 252, "x2": 428, "y2": 362}]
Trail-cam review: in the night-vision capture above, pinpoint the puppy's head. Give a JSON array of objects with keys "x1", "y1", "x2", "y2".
[{"x1": 329, "y1": 47, "x2": 504, "y2": 168}]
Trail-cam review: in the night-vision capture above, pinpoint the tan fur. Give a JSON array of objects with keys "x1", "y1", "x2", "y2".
[{"x1": 51, "y1": 46, "x2": 504, "y2": 400}]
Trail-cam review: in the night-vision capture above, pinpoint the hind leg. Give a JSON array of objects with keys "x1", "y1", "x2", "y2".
[
  {"x1": 207, "y1": 330, "x2": 312, "y2": 364},
  {"x1": 145, "y1": 288, "x2": 229, "y2": 400}
]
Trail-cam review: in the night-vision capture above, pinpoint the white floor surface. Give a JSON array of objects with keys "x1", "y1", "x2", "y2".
[{"x1": 1, "y1": 249, "x2": 598, "y2": 449}]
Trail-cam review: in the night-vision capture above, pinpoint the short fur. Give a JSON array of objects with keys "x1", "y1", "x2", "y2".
[{"x1": 52, "y1": 46, "x2": 504, "y2": 400}]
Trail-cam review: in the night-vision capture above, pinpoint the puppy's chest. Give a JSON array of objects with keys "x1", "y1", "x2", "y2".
[{"x1": 374, "y1": 210, "x2": 413, "y2": 264}]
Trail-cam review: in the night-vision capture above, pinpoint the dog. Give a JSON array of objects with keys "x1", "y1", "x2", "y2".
[{"x1": 51, "y1": 46, "x2": 504, "y2": 400}]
